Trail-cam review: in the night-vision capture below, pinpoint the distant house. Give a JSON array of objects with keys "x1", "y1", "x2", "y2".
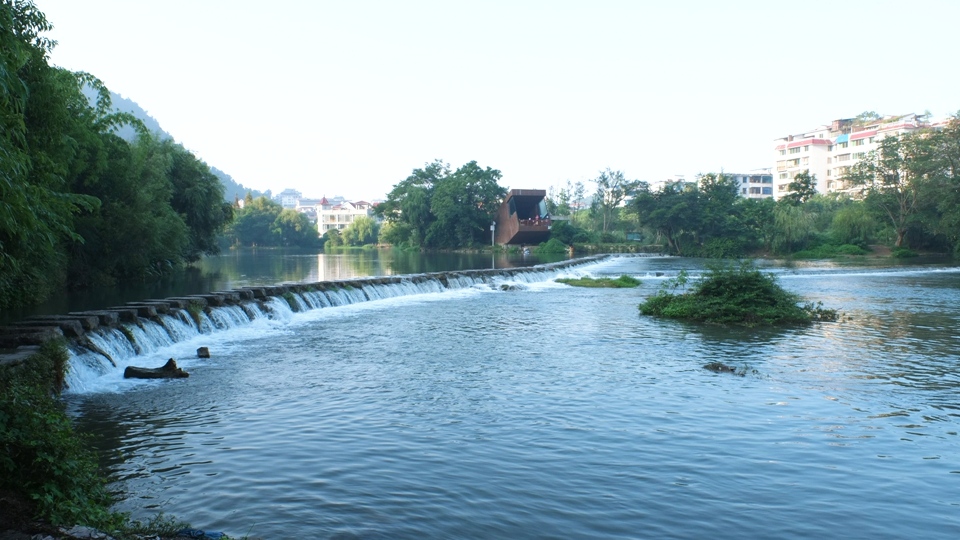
[
  {"x1": 316, "y1": 197, "x2": 377, "y2": 233},
  {"x1": 274, "y1": 188, "x2": 302, "y2": 209},
  {"x1": 727, "y1": 170, "x2": 774, "y2": 199},
  {"x1": 494, "y1": 189, "x2": 552, "y2": 245}
]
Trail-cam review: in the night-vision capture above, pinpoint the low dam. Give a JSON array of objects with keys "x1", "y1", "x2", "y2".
[{"x1": 0, "y1": 255, "x2": 610, "y2": 385}]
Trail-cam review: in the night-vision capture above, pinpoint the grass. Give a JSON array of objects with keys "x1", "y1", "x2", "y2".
[
  {"x1": 639, "y1": 263, "x2": 838, "y2": 326},
  {"x1": 556, "y1": 275, "x2": 641, "y2": 288}
]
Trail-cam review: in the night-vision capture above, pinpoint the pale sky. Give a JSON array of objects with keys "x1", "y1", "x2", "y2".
[{"x1": 38, "y1": 0, "x2": 960, "y2": 201}]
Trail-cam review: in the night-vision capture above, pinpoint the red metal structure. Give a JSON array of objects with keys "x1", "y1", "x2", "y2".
[{"x1": 494, "y1": 189, "x2": 552, "y2": 245}]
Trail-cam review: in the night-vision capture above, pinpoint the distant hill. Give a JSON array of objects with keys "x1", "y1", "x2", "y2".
[{"x1": 81, "y1": 86, "x2": 265, "y2": 202}]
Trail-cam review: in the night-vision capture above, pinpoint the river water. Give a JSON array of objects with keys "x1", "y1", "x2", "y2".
[{"x1": 64, "y1": 255, "x2": 960, "y2": 539}]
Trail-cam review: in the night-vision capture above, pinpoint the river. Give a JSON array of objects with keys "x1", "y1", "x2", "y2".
[{"x1": 63, "y1": 254, "x2": 960, "y2": 539}]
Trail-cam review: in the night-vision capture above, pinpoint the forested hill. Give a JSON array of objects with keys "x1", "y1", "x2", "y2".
[{"x1": 80, "y1": 86, "x2": 265, "y2": 202}]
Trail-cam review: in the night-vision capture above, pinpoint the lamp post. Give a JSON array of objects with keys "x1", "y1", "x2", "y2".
[{"x1": 490, "y1": 221, "x2": 496, "y2": 247}]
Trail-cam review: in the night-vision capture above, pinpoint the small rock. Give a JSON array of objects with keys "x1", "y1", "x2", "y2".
[{"x1": 197, "y1": 347, "x2": 210, "y2": 358}]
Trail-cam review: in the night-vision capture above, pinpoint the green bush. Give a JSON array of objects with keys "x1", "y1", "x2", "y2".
[
  {"x1": 0, "y1": 341, "x2": 118, "y2": 527},
  {"x1": 536, "y1": 238, "x2": 569, "y2": 254},
  {"x1": 792, "y1": 243, "x2": 868, "y2": 259},
  {"x1": 891, "y1": 247, "x2": 918, "y2": 258},
  {"x1": 556, "y1": 275, "x2": 641, "y2": 288},
  {"x1": 639, "y1": 263, "x2": 838, "y2": 326}
]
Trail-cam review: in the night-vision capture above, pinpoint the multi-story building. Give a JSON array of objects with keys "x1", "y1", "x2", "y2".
[
  {"x1": 727, "y1": 170, "x2": 774, "y2": 199},
  {"x1": 316, "y1": 197, "x2": 376, "y2": 233},
  {"x1": 773, "y1": 113, "x2": 931, "y2": 199},
  {"x1": 274, "y1": 188, "x2": 303, "y2": 209}
]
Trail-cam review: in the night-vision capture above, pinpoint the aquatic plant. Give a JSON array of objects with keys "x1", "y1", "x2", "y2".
[
  {"x1": 639, "y1": 262, "x2": 838, "y2": 326},
  {"x1": 187, "y1": 300, "x2": 206, "y2": 327},
  {"x1": 556, "y1": 275, "x2": 640, "y2": 288}
]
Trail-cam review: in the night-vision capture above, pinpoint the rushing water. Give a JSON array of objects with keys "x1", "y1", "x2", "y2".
[
  {"x1": 0, "y1": 248, "x2": 557, "y2": 324},
  {"x1": 65, "y1": 256, "x2": 960, "y2": 539}
]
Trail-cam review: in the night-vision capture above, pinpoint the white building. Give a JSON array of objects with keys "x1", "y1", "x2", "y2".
[
  {"x1": 727, "y1": 170, "x2": 774, "y2": 199},
  {"x1": 773, "y1": 113, "x2": 931, "y2": 199},
  {"x1": 316, "y1": 198, "x2": 376, "y2": 233},
  {"x1": 274, "y1": 188, "x2": 302, "y2": 209}
]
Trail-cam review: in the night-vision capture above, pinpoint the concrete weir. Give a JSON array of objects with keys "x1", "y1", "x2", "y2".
[{"x1": 0, "y1": 255, "x2": 611, "y2": 366}]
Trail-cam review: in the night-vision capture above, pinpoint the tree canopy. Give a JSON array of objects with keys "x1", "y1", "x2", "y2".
[
  {"x1": 0, "y1": 1, "x2": 234, "y2": 310},
  {"x1": 376, "y1": 160, "x2": 506, "y2": 248}
]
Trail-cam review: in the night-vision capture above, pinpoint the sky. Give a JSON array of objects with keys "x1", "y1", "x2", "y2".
[{"x1": 37, "y1": 0, "x2": 960, "y2": 201}]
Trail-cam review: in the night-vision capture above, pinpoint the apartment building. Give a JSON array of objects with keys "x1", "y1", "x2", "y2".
[
  {"x1": 773, "y1": 113, "x2": 931, "y2": 199},
  {"x1": 728, "y1": 170, "x2": 774, "y2": 199},
  {"x1": 315, "y1": 197, "x2": 376, "y2": 233}
]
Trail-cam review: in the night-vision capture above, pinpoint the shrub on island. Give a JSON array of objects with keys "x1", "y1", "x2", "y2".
[
  {"x1": 556, "y1": 275, "x2": 641, "y2": 288},
  {"x1": 639, "y1": 263, "x2": 838, "y2": 326}
]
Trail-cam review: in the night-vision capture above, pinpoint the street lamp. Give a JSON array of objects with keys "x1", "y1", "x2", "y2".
[{"x1": 490, "y1": 221, "x2": 496, "y2": 247}]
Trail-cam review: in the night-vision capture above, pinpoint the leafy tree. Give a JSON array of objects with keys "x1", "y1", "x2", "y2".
[
  {"x1": 546, "y1": 180, "x2": 585, "y2": 218},
  {"x1": 273, "y1": 208, "x2": 319, "y2": 247},
  {"x1": 590, "y1": 169, "x2": 640, "y2": 234},
  {"x1": 323, "y1": 228, "x2": 343, "y2": 247},
  {"x1": 927, "y1": 115, "x2": 960, "y2": 252},
  {"x1": 829, "y1": 202, "x2": 876, "y2": 247},
  {"x1": 737, "y1": 197, "x2": 776, "y2": 252},
  {"x1": 781, "y1": 170, "x2": 818, "y2": 206},
  {"x1": 341, "y1": 215, "x2": 379, "y2": 246},
  {"x1": 375, "y1": 160, "x2": 447, "y2": 246},
  {"x1": 427, "y1": 161, "x2": 505, "y2": 248},
  {"x1": 854, "y1": 111, "x2": 882, "y2": 125},
  {"x1": 225, "y1": 196, "x2": 283, "y2": 247},
  {"x1": 165, "y1": 139, "x2": 233, "y2": 260},
  {"x1": 771, "y1": 203, "x2": 816, "y2": 253},
  {"x1": 845, "y1": 132, "x2": 935, "y2": 247},
  {"x1": 694, "y1": 173, "x2": 741, "y2": 245},
  {"x1": 631, "y1": 182, "x2": 697, "y2": 255},
  {"x1": 377, "y1": 160, "x2": 505, "y2": 248}
]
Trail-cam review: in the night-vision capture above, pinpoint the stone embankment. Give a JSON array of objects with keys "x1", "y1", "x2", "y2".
[{"x1": 0, "y1": 255, "x2": 611, "y2": 365}]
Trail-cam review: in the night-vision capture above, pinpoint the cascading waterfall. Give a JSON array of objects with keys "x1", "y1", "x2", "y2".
[{"x1": 64, "y1": 257, "x2": 613, "y2": 391}]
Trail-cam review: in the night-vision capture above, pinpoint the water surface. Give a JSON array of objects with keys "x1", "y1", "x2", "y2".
[{"x1": 68, "y1": 256, "x2": 960, "y2": 539}]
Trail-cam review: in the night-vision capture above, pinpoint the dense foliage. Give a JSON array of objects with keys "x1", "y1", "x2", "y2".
[
  {"x1": 542, "y1": 122, "x2": 960, "y2": 257},
  {"x1": 224, "y1": 194, "x2": 319, "y2": 248},
  {"x1": 556, "y1": 275, "x2": 641, "y2": 288},
  {"x1": 0, "y1": 1, "x2": 232, "y2": 311},
  {"x1": 639, "y1": 264, "x2": 838, "y2": 326},
  {"x1": 0, "y1": 341, "x2": 117, "y2": 528},
  {"x1": 376, "y1": 160, "x2": 506, "y2": 248}
]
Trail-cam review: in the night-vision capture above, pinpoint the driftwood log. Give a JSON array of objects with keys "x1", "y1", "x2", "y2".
[{"x1": 123, "y1": 358, "x2": 189, "y2": 379}]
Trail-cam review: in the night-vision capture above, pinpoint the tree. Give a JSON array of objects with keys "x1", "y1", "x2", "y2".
[
  {"x1": 323, "y1": 228, "x2": 343, "y2": 247},
  {"x1": 225, "y1": 196, "x2": 283, "y2": 247},
  {"x1": 631, "y1": 182, "x2": 697, "y2": 255},
  {"x1": 772, "y1": 203, "x2": 816, "y2": 253},
  {"x1": 427, "y1": 161, "x2": 506, "y2": 248},
  {"x1": 927, "y1": 115, "x2": 960, "y2": 252},
  {"x1": 375, "y1": 160, "x2": 447, "y2": 246},
  {"x1": 781, "y1": 170, "x2": 818, "y2": 206},
  {"x1": 273, "y1": 208, "x2": 318, "y2": 247},
  {"x1": 845, "y1": 132, "x2": 935, "y2": 247},
  {"x1": 165, "y1": 139, "x2": 233, "y2": 260},
  {"x1": 377, "y1": 160, "x2": 505, "y2": 248},
  {"x1": 591, "y1": 169, "x2": 640, "y2": 234},
  {"x1": 341, "y1": 216, "x2": 379, "y2": 246}
]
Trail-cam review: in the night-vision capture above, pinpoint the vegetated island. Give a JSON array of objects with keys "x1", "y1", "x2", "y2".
[
  {"x1": 639, "y1": 263, "x2": 838, "y2": 326},
  {"x1": 556, "y1": 275, "x2": 641, "y2": 288}
]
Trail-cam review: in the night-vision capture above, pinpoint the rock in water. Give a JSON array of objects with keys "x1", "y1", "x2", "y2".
[
  {"x1": 123, "y1": 358, "x2": 189, "y2": 379},
  {"x1": 197, "y1": 346, "x2": 210, "y2": 358}
]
